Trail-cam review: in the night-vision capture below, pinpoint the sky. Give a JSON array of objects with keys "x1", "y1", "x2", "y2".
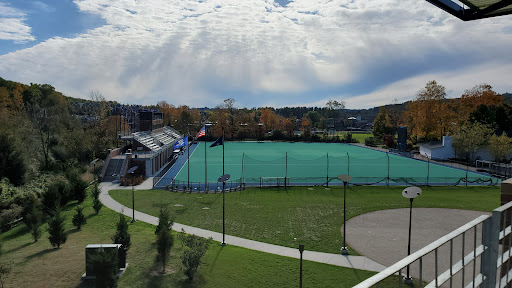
[{"x1": 0, "y1": 0, "x2": 511, "y2": 109}]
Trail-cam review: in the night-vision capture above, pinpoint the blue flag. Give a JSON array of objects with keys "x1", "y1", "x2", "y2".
[
  {"x1": 173, "y1": 136, "x2": 188, "y2": 149},
  {"x1": 210, "y1": 135, "x2": 224, "y2": 148}
]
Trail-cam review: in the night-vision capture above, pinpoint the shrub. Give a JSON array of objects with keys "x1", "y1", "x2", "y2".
[
  {"x1": 93, "y1": 198, "x2": 103, "y2": 214},
  {"x1": 383, "y1": 134, "x2": 397, "y2": 148},
  {"x1": 24, "y1": 207, "x2": 43, "y2": 242},
  {"x1": 178, "y1": 230, "x2": 212, "y2": 280}
]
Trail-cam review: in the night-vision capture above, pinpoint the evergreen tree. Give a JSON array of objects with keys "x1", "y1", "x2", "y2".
[
  {"x1": 112, "y1": 214, "x2": 131, "y2": 266},
  {"x1": 47, "y1": 208, "x2": 67, "y2": 248},
  {"x1": 155, "y1": 208, "x2": 174, "y2": 273},
  {"x1": 87, "y1": 249, "x2": 118, "y2": 288},
  {"x1": 24, "y1": 208, "x2": 43, "y2": 242},
  {"x1": 72, "y1": 205, "x2": 86, "y2": 230},
  {"x1": 93, "y1": 198, "x2": 103, "y2": 214}
]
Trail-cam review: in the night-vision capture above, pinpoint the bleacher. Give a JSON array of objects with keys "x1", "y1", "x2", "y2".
[{"x1": 133, "y1": 127, "x2": 183, "y2": 152}]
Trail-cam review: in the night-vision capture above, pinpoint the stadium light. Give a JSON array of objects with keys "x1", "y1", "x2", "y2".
[
  {"x1": 337, "y1": 174, "x2": 352, "y2": 255},
  {"x1": 128, "y1": 166, "x2": 138, "y2": 223},
  {"x1": 299, "y1": 244, "x2": 305, "y2": 288},
  {"x1": 218, "y1": 173, "x2": 230, "y2": 246},
  {"x1": 402, "y1": 186, "x2": 422, "y2": 284}
]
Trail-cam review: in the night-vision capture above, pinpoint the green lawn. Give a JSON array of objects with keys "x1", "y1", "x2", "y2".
[
  {"x1": 110, "y1": 186, "x2": 500, "y2": 254},
  {"x1": 334, "y1": 131, "x2": 373, "y2": 142},
  {"x1": 0, "y1": 189, "x2": 378, "y2": 288}
]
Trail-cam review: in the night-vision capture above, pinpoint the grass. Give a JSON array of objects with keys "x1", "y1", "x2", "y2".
[
  {"x1": 110, "y1": 185, "x2": 500, "y2": 254},
  {"x1": 0, "y1": 189, "x2": 380, "y2": 288},
  {"x1": 334, "y1": 131, "x2": 373, "y2": 142}
]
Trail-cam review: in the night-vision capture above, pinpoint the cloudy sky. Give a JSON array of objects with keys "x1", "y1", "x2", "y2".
[{"x1": 0, "y1": 0, "x2": 511, "y2": 109}]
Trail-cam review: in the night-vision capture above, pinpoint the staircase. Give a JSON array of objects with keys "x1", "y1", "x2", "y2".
[{"x1": 102, "y1": 158, "x2": 124, "y2": 182}]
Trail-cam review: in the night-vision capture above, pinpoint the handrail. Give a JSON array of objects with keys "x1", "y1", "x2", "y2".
[{"x1": 353, "y1": 215, "x2": 490, "y2": 288}]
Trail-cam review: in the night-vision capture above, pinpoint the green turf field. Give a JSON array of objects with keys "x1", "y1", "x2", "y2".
[
  {"x1": 174, "y1": 142, "x2": 492, "y2": 185},
  {"x1": 110, "y1": 185, "x2": 500, "y2": 254}
]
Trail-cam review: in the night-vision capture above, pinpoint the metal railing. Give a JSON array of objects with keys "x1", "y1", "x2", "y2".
[{"x1": 354, "y1": 201, "x2": 512, "y2": 288}]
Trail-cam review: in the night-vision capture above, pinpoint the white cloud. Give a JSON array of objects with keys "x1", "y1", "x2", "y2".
[
  {"x1": 0, "y1": 0, "x2": 511, "y2": 108},
  {"x1": 0, "y1": 3, "x2": 35, "y2": 43}
]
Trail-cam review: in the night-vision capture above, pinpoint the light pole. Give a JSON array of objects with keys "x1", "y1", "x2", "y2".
[
  {"x1": 337, "y1": 174, "x2": 352, "y2": 255},
  {"x1": 402, "y1": 186, "x2": 422, "y2": 285},
  {"x1": 299, "y1": 243, "x2": 304, "y2": 288},
  {"x1": 218, "y1": 173, "x2": 230, "y2": 246},
  {"x1": 90, "y1": 158, "x2": 99, "y2": 181},
  {"x1": 127, "y1": 166, "x2": 138, "y2": 223}
]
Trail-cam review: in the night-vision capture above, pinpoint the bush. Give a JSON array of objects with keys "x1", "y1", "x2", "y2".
[
  {"x1": 178, "y1": 230, "x2": 212, "y2": 280},
  {"x1": 72, "y1": 205, "x2": 86, "y2": 230},
  {"x1": 383, "y1": 134, "x2": 397, "y2": 148},
  {"x1": 0, "y1": 204, "x2": 22, "y2": 232}
]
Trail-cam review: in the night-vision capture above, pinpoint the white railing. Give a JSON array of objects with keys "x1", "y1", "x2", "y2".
[{"x1": 355, "y1": 200, "x2": 512, "y2": 288}]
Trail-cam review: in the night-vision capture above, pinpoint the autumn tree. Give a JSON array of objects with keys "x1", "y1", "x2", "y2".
[
  {"x1": 456, "y1": 84, "x2": 503, "y2": 126},
  {"x1": 404, "y1": 80, "x2": 454, "y2": 140},
  {"x1": 372, "y1": 107, "x2": 395, "y2": 140},
  {"x1": 488, "y1": 132, "x2": 512, "y2": 162},
  {"x1": 452, "y1": 122, "x2": 493, "y2": 162},
  {"x1": 260, "y1": 108, "x2": 279, "y2": 131}
]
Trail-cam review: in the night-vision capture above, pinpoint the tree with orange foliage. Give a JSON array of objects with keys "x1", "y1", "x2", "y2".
[
  {"x1": 455, "y1": 84, "x2": 503, "y2": 126},
  {"x1": 260, "y1": 108, "x2": 278, "y2": 131},
  {"x1": 404, "y1": 80, "x2": 455, "y2": 141}
]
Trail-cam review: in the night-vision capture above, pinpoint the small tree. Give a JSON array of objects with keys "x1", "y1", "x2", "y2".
[
  {"x1": 91, "y1": 182, "x2": 102, "y2": 214},
  {"x1": 47, "y1": 208, "x2": 67, "y2": 248},
  {"x1": 178, "y1": 230, "x2": 212, "y2": 280},
  {"x1": 87, "y1": 249, "x2": 118, "y2": 288},
  {"x1": 488, "y1": 132, "x2": 512, "y2": 162},
  {"x1": 93, "y1": 198, "x2": 103, "y2": 214},
  {"x1": 156, "y1": 208, "x2": 174, "y2": 273},
  {"x1": 25, "y1": 208, "x2": 43, "y2": 242},
  {"x1": 72, "y1": 205, "x2": 86, "y2": 230},
  {"x1": 112, "y1": 214, "x2": 131, "y2": 266}
]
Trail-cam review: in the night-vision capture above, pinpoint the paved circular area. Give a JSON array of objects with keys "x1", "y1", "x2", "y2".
[
  {"x1": 345, "y1": 208, "x2": 489, "y2": 266},
  {"x1": 344, "y1": 208, "x2": 490, "y2": 284}
]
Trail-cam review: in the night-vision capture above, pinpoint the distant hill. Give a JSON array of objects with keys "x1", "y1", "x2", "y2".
[{"x1": 503, "y1": 93, "x2": 512, "y2": 105}]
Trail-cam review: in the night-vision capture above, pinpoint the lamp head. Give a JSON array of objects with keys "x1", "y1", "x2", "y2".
[
  {"x1": 402, "y1": 186, "x2": 422, "y2": 199},
  {"x1": 299, "y1": 244, "x2": 304, "y2": 253}
]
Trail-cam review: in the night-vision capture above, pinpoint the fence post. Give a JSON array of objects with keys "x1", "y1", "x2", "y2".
[
  {"x1": 241, "y1": 153, "x2": 245, "y2": 187},
  {"x1": 326, "y1": 152, "x2": 329, "y2": 187},
  {"x1": 481, "y1": 212, "x2": 500, "y2": 288},
  {"x1": 285, "y1": 152, "x2": 288, "y2": 188},
  {"x1": 347, "y1": 152, "x2": 350, "y2": 176},
  {"x1": 386, "y1": 152, "x2": 389, "y2": 186},
  {"x1": 427, "y1": 158, "x2": 430, "y2": 186}
]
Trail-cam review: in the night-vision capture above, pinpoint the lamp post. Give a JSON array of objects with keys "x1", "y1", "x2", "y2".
[
  {"x1": 127, "y1": 166, "x2": 138, "y2": 223},
  {"x1": 90, "y1": 158, "x2": 99, "y2": 181},
  {"x1": 337, "y1": 174, "x2": 352, "y2": 255},
  {"x1": 299, "y1": 243, "x2": 304, "y2": 288},
  {"x1": 218, "y1": 174, "x2": 230, "y2": 246},
  {"x1": 402, "y1": 186, "x2": 422, "y2": 285}
]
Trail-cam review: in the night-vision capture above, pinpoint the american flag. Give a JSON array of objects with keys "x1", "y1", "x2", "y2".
[{"x1": 195, "y1": 125, "x2": 206, "y2": 139}]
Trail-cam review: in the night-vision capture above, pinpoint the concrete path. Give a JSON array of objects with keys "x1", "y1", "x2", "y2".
[{"x1": 99, "y1": 181, "x2": 386, "y2": 272}]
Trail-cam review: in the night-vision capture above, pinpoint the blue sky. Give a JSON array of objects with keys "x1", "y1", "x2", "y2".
[{"x1": 0, "y1": 0, "x2": 511, "y2": 109}]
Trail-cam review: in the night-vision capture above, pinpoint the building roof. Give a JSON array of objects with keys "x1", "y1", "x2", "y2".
[
  {"x1": 133, "y1": 127, "x2": 182, "y2": 152},
  {"x1": 426, "y1": 0, "x2": 512, "y2": 21},
  {"x1": 418, "y1": 141, "x2": 444, "y2": 149}
]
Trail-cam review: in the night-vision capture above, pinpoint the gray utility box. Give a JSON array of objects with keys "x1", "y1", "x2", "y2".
[{"x1": 85, "y1": 244, "x2": 124, "y2": 277}]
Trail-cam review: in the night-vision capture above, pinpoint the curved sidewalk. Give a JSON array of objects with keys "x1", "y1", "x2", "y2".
[{"x1": 99, "y1": 181, "x2": 386, "y2": 273}]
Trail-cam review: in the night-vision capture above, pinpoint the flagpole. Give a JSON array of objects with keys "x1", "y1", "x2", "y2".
[
  {"x1": 222, "y1": 132, "x2": 226, "y2": 246},
  {"x1": 205, "y1": 133, "x2": 207, "y2": 192},
  {"x1": 187, "y1": 134, "x2": 190, "y2": 191}
]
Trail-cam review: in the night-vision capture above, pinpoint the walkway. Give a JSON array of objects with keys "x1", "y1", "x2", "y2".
[
  {"x1": 153, "y1": 143, "x2": 199, "y2": 189},
  {"x1": 99, "y1": 181, "x2": 386, "y2": 272}
]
